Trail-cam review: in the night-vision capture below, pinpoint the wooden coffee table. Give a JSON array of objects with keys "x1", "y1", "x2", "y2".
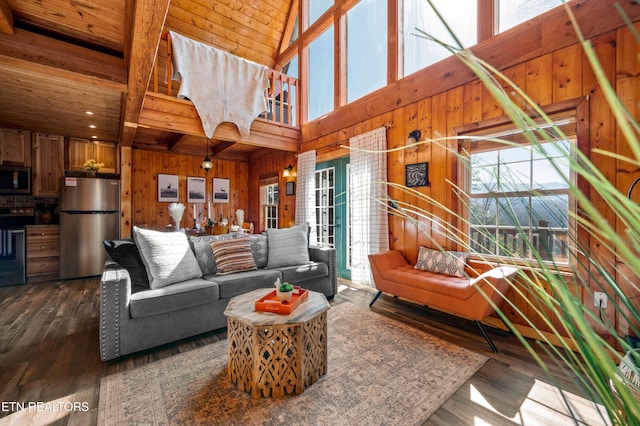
[{"x1": 224, "y1": 288, "x2": 331, "y2": 398}]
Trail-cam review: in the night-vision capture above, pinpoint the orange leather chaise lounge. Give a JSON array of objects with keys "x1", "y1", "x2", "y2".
[{"x1": 368, "y1": 249, "x2": 519, "y2": 352}]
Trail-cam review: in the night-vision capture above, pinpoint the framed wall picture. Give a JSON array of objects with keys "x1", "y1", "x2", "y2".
[
  {"x1": 213, "y1": 178, "x2": 230, "y2": 203},
  {"x1": 285, "y1": 181, "x2": 295, "y2": 196},
  {"x1": 187, "y1": 177, "x2": 206, "y2": 202},
  {"x1": 405, "y1": 162, "x2": 430, "y2": 187},
  {"x1": 158, "y1": 174, "x2": 179, "y2": 202}
]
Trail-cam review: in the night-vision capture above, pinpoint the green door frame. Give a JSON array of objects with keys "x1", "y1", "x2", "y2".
[{"x1": 316, "y1": 157, "x2": 350, "y2": 280}]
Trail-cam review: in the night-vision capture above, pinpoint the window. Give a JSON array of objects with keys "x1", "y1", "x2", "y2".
[
  {"x1": 260, "y1": 178, "x2": 279, "y2": 229},
  {"x1": 281, "y1": 56, "x2": 298, "y2": 126},
  {"x1": 308, "y1": 26, "x2": 334, "y2": 121},
  {"x1": 498, "y1": 0, "x2": 563, "y2": 33},
  {"x1": 315, "y1": 167, "x2": 335, "y2": 246},
  {"x1": 465, "y1": 114, "x2": 575, "y2": 263},
  {"x1": 403, "y1": 0, "x2": 477, "y2": 77},
  {"x1": 307, "y1": 0, "x2": 332, "y2": 27},
  {"x1": 346, "y1": 0, "x2": 387, "y2": 102}
]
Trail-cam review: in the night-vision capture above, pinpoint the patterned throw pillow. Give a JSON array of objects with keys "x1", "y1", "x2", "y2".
[
  {"x1": 249, "y1": 234, "x2": 269, "y2": 268},
  {"x1": 414, "y1": 246, "x2": 468, "y2": 278},
  {"x1": 266, "y1": 223, "x2": 310, "y2": 268},
  {"x1": 210, "y1": 237, "x2": 257, "y2": 275},
  {"x1": 133, "y1": 227, "x2": 203, "y2": 289},
  {"x1": 189, "y1": 234, "x2": 236, "y2": 275}
]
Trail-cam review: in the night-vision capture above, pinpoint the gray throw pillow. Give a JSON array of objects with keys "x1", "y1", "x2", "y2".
[
  {"x1": 189, "y1": 233, "x2": 236, "y2": 275},
  {"x1": 249, "y1": 234, "x2": 268, "y2": 268},
  {"x1": 133, "y1": 227, "x2": 202, "y2": 289},
  {"x1": 266, "y1": 223, "x2": 310, "y2": 268},
  {"x1": 414, "y1": 246, "x2": 468, "y2": 278}
]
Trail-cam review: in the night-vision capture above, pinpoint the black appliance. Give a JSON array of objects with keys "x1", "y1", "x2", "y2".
[
  {"x1": 0, "y1": 207, "x2": 34, "y2": 286},
  {"x1": 0, "y1": 166, "x2": 31, "y2": 194}
]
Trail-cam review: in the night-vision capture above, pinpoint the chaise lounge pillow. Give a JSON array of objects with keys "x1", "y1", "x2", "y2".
[
  {"x1": 209, "y1": 236, "x2": 257, "y2": 275},
  {"x1": 266, "y1": 223, "x2": 310, "y2": 268},
  {"x1": 102, "y1": 239, "x2": 150, "y2": 293},
  {"x1": 133, "y1": 226, "x2": 202, "y2": 289},
  {"x1": 415, "y1": 246, "x2": 468, "y2": 278}
]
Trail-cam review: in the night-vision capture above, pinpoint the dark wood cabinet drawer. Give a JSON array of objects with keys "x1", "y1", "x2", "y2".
[
  {"x1": 27, "y1": 242, "x2": 59, "y2": 259},
  {"x1": 27, "y1": 258, "x2": 60, "y2": 276}
]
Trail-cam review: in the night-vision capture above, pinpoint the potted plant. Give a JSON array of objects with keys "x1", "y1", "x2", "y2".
[{"x1": 276, "y1": 282, "x2": 294, "y2": 303}]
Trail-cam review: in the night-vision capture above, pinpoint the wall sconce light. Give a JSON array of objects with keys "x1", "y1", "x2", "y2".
[
  {"x1": 406, "y1": 130, "x2": 421, "y2": 150},
  {"x1": 283, "y1": 164, "x2": 293, "y2": 177},
  {"x1": 201, "y1": 139, "x2": 213, "y2": 173}
]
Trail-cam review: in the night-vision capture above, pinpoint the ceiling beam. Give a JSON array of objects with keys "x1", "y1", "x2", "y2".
[
  {"x1": 119, "y1": 0, "x2": 171, "y2": 147},
  {"x1": 0, "y1": 0, "x2": 13, "y2": 35},
  {"x1": 168, "y1": 134, "x2": 189, "y2": 151},
  {"x1": 210, "y1": 141, "x2": 235, "y2": 157},
  {"x1": 0, "y1": 28, "x2": 126, "y2": 91}
]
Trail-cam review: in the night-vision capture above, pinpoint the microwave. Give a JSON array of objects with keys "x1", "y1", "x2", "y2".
[{"x1": 0, "y1": 166, "x2": 31, "y2": 194}]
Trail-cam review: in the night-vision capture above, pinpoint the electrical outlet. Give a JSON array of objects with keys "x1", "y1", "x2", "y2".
[{"x1": 594, "y1": 292, "x2": 608, "y2": 309}]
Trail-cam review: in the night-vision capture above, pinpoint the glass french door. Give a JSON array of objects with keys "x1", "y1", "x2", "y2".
[{"x1": 316, "y1": 158, "x2": 351, "y2": 279}]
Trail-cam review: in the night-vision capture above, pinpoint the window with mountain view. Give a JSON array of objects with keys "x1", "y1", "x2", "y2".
[{"x1": 467, "y1": 130, "x2": 573, "y2": 263}]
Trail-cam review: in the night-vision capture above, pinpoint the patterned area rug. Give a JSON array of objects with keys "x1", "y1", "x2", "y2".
[{"x1": 98, "y1": 302, "x2": 487, "y2": 425}]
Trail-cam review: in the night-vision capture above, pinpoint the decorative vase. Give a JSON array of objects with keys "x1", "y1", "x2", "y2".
[
  {"x1": 168, "y1": 203, "x2": 186, "y2": 231},
  {"x1": 276, "y1": 290, "x2": 293, "y2": 303},
  {"x1": 236, "y1": 209, "x2": 245, "y2": 227}
]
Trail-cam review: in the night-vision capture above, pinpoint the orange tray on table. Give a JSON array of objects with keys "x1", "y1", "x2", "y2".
[{"x1": 254, "y1": 286, "x2": 308, "y2": 314}]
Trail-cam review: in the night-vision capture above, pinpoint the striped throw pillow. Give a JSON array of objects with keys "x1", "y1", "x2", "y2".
[{"x1": 210, "y1": 237, "x2": 257, "y2": 275}]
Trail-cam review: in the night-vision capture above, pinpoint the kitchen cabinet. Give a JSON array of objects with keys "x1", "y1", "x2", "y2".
[
  {"x1": 66, "y1": 138, "x2": 118, "y2": 173},
  {"x1": 32, "y1": 133, "x2": 64, "y2": 196},
  {"x1": 26, "y1": 225, "x2": 60, "y2": 283},
  {"x1": 1, "y1": 128, "x2": 31, "y2": 167}
]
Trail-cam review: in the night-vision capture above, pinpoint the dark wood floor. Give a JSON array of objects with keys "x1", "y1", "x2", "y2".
[{"x1": 0, "y1": 277, "x2": 608, "y2": 425}]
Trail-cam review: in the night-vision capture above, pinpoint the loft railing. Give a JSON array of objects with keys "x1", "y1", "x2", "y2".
[
  {"x1": 470, "y1": 221, "x2": 568, "y2": 262},
  {"x1": 151, "y1": 32, "x2": 299, "y2": 127}
]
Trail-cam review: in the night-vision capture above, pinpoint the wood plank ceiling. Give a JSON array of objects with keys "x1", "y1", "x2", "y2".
[{"x1": 0, "y1": 0, "x2": 293, "y2": 160}]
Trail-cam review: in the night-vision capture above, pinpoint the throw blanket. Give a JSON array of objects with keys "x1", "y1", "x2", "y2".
[{"x1": 169, "y1": 31, "x2": 269, "y2": 139}]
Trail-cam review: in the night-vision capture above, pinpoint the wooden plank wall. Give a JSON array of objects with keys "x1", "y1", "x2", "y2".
[
  {"x1": 130, "y1": 149, "x2": 248, "y2": 231},
  {"x1": 300, "y1": 24, "x2": 640, "y2": 346}
]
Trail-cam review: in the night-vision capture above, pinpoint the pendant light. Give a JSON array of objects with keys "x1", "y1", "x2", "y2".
[{"x1": 201, "y1": 138, "x2": 213, "y2": 173}]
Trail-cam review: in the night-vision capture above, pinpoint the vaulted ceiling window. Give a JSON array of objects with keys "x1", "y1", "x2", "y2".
[
  {"x1": 308, "y1": 26, "x2": 334, "y2": 121},
  {"x1": 498, "y1": 0, "x2": 564, "y2": 33},
  {"x1": 346, "y1": 0, "x2": 387, "y2": 102},
  {"x1": 279, "y1": 0, "x2": 566, "y2": 124},
  {"x1": 403, "y1": 0, "x2": 477, "y2": 77},
  {"x1": 307, "y1": 0, "x2": 333, "y2": 26}
]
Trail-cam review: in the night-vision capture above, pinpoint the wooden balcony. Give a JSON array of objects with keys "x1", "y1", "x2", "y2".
[{"x1": 139, "y1": 32, "x2": 301, "y2": 153}]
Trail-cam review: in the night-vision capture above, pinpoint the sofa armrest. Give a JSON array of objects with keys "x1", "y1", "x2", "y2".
[
  {"x1": 309, "y1": 245, "x2": 337, "y2": 296},
  {"x1": 100, "y1": 261, "x2": 132, "y2": 361}
]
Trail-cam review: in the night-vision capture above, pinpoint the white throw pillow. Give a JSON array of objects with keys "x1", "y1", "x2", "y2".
[
  {"x1": 266, "y1": 223, "x2": 310, "y2": 268},
  {"x1": 133, "y1": 227, "x2": 203, "y2": 289},
  {"x1": 414, "y1": 246, "x2": 468, "y2": 278}
]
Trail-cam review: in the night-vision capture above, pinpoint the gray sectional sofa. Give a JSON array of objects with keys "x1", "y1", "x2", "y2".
[{"x1": 99, "y1": 224, "x2": 337, "y2": 361}]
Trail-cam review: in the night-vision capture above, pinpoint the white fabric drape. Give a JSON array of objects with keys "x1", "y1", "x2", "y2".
[
  {"x1": 350, "y1": 127, "x2": 389, "y2": 286},
  {"x1": 295, "y1": 150, "x2": 317, "y2": 243}
]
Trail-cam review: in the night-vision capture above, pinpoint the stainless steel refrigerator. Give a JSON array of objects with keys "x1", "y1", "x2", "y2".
[{"x1": 60, "y1": 177, "x2": 120, "y2": 279}]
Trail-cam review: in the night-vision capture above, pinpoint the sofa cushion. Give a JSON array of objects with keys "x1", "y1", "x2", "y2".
[
  {"x1": 415, "y1": 246, "x2": 468, "y2": 278},
  {"x1": 277, "y1": 262, "x2": 328, "y2": 284},
  {"x1": 189, "y1": 234, "x2": 236, "y2": 275},
  {"x1": 133, "y1": 227, "x2": 202, "y2": 289},
  {"x1": 103, "y1": 239, "x2": 149, "y2": 293},
  {"x1": 210, "y1": 237, "x2": 257, "y2": 275},
  {"x1": 267, "y1": 223, "x2": 310, "y2": 268},
  {"x1": 204, "y1": 269, "x2": 281, "y2": 299},
  {"x1": 129, "y1": 278, "x2": 219, "y2": 319},
  {"x1": 249, "y1": 233, "x2": 269, "y2": 268}
]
